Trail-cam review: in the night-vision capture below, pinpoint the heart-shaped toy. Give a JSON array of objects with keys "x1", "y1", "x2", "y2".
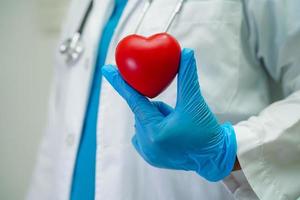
[{"x1": 115, "y1": 33, "x2": 181, "y2": 98}]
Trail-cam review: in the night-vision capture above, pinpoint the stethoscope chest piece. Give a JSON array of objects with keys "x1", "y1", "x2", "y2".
[
  {"x1": 59, "y1": 0, "x2": 93, "y2": 66},
  {"x1": 60, "y1": 32, "x2": 84, "y2": 65}
]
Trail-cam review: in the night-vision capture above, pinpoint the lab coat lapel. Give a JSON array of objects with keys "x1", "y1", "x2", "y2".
[
  {"x1": 62, "y1": 0, "x2": 114, "y2": 134},
  {"x1": 55, "y1": 0, "x2": 114, "y2": 198},
  {"x1": 95, "y1": 1, "x2": 142, "y2": 199}
]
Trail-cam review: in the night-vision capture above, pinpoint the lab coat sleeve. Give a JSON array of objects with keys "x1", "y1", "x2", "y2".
[{"x1": 234, "y1": 1, "x2": 300, "y2": 199}]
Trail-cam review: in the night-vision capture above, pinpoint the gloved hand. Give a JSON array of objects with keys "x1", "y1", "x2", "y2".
[{"x1": 102, "y1": 48, "x2": 237, "y2": 181}]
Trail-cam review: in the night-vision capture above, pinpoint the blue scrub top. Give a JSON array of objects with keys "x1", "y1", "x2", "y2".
[{"x1": 70, "y1": 0, "x2": 128, "y2": 199}]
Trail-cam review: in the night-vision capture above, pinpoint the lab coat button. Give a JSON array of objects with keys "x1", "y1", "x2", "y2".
[{"x1": 65, "y1": 133, "x2": 75, "y2": 147}]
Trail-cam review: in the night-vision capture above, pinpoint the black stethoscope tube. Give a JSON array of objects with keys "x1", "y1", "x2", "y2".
[
  {"x1": 78, "y1": 0, "x2": 94, "y2": 35},
  {"x1": 60, "y1": 0, "x2": 185, "y2": 66}
]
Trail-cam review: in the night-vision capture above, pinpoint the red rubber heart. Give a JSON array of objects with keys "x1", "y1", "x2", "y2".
[{"x1": 115, "y1": 33, "x2": 181, "y2": 98}]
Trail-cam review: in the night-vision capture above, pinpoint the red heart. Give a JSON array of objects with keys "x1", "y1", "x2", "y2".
[{"x1": 115, "y1": 33, "x2": 181, "y2": 98}]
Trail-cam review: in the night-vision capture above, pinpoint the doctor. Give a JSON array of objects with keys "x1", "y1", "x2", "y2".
[{"x1": 28, "y1": 0, "x2": 300, "y2": 200}]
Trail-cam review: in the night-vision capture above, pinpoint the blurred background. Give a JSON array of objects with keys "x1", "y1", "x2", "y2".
[{"x1": 0, "y1": 0, "x2": 69, "y2": 199}]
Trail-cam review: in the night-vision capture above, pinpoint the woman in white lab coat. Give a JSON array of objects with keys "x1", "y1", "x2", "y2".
[{"x1": 27, "y1": 0, "x2": 300, "y2": 199}]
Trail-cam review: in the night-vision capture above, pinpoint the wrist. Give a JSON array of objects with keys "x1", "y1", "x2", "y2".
[
  {"x1": 218, "y1": 123, "x2": 237, "y2": 178},
  {"x1": 190, "y1": 122, "x2": 237, "y2": 182}
]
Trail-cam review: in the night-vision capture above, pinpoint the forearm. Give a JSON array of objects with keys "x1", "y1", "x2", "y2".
[{"x1": 232, "y1": 90, "x2": 300, "y2": 199}]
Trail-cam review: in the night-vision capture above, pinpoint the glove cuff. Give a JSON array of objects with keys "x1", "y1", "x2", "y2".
[
  {"x1": 189, "y1": 122, "x2": 237, "y2": 182},
  {"x1": 215, "y1": 122, "x2": 237, "y2": 180}
]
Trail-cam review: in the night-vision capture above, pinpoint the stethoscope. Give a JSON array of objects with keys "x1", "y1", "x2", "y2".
[{"x1": 59, "y1": 0, "x2": 186, "y2": 65}]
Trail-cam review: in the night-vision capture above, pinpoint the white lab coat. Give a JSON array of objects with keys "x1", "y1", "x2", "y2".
[{"x1": 27, "y1": 0, "x2": 300, "y2": 200}]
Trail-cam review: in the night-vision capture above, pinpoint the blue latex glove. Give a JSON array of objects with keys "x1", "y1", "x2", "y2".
[{"x1": 102, "y1": 48, "x2": 237, "y2": 181}]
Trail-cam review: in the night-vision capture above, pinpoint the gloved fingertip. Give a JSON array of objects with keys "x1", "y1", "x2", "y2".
[
  {"x1": 102, "y1": 65, "x2": 122, "y2": 87},
  {"x1": 101, "y1": 64, "x2": 117, "y2": 77}
]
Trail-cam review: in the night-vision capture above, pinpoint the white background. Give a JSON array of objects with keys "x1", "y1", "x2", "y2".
[{"x1": 0, "y1": 0, "x2": 68, "y2": 199}]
